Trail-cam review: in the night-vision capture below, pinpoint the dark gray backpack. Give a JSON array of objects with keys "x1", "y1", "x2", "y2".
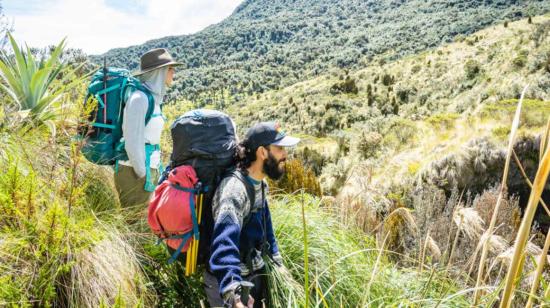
[{"x1": 166, "y1": 109, "x2": 241, "y2": 265}]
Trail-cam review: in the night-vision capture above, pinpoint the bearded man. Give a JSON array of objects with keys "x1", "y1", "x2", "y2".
[{"x1": 205, "y1": 122, "x2": 300, "y2": 308}]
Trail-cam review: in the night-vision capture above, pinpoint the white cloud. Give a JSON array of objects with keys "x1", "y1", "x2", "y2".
[{"x1": 5, "y1": 0, "x2": 243, "y2": 54}]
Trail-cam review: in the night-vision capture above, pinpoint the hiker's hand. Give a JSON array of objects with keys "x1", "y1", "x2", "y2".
[{"x1": 234, "y1": 295, "x2": 254, "y2": 308}]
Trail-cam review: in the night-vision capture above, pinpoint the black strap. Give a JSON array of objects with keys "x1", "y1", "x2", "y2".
[{"x1": 260, "y1": 181, "x2": 269, "y2": 257}]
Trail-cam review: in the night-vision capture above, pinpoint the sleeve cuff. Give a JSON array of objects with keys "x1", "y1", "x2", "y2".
[
  {"x1": 272, "y1": 252, "x2": 283, "y2": 267},
  {"x1": 222, "y1": 281, "x2": 241, "y2": 301}
]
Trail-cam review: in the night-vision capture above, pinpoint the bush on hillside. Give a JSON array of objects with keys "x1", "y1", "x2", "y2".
[
  {"x1": 269, "y1": 159, "x2": 322, "y2": 196},
  {"x1": 381, "y1": 118, "x2": 417, "y2": 149},
  {"x1": 329, "y1": 76, "x2": 359, "y2": 95},
  {"x1": 464, "y1": 59, "x2": 481, "y2": 79},
  {"x1": 426, "y1": 113, "x2": 460, "y2": 129},
  {"x1": 419, "y1": 138, "x2": 504, "y2": 194},
  {"x1": 295, "y1": 146, "x2": 327, "y2": 176},
  {"x1": 358, "y1": 131, "x2": 383, "y2": 159},
  {"x1": 512, "y1": 50, "x2": 528, "y2": 68},
  {"x1": 381, "y1": 73, "x2": 394, "y2": 86}
]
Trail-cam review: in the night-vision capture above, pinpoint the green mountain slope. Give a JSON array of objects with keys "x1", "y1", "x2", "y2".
[
  {"x1": 94, "y1": 0, "x2": 550, "y2": 104},
  {"x1": 225, "y1": 15, "x2": 550, "y2": 137}
]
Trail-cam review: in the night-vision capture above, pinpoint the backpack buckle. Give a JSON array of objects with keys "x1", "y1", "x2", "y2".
[{"x1": 194, "y1": 181, "x2": 203, "y2": 193}]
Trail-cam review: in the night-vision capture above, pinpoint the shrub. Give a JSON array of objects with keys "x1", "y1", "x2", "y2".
[
  {"x1": 512, "y1": 50, "x2": 528, "y2": 68},
  {"x1": 295, "y1": 146, "x2": 327, "y2": 176},
  {"x1": 270, "y1": 159, "x2": 322, "y2": 196},
  {"x1": 329, "y1": 76, "x2": 359, "y2": 95},
  {"x1": 358, "y1": 131, "x2": 383, "y2": 159},
  {"x1": 426, "y1": 113, "x2": 460, "y2": 129},
  {"x1": 411, "y1": 64, "x2": 421, "y2": 74},
  {"x1": 336, "y1": 133, "x2": 351, "y2": 156},
  {"x1": 382, "y1": 118, "x2": 417, "y2": 149},
  {"x1": 464, "y1": 59, "x2": 481, "y2": 79},
  {"x1": 0, "y1": 34, "x2": 81, "y2": 131},
  {"x1": 381, "y1": 73, "x2": 394, "y2": 86},
  {"x1": 0, "y1": 135, "x2": 155, "y2": 307},
  {"x1": 491, "y1": 125, "x2": 511, "y2": 140}
]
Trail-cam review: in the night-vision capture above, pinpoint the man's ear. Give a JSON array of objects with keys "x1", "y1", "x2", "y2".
[
  {"x1": 256, "y1": 146, "x2": 266, "y2": 160},
  {"x1": 256, "y1": 146, "x2": 268, "y2": 159}
]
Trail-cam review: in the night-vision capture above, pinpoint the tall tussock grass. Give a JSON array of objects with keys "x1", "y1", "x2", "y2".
[
  {"x1": 0, "y1": 35, "x2": 155, "y2": 307},
  {"x1": 268, "y1": 194, "x2": 469, "y2": 307},
  {"x1": 0, "y1": 136, "x2": 155, "y2": 307}
]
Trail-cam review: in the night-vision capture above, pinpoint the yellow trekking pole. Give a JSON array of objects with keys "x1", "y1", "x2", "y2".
[
  {"x1": 185, "y1": 194, "x2": 198, "y2": 276},
  {"x1": 185, "y1": 234, "x2": 193, "y2": 276}
]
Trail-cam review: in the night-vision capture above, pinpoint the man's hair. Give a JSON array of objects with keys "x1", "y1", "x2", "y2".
[{"x1": 236, "y1": 139, "x2": 259, "y2": 172}]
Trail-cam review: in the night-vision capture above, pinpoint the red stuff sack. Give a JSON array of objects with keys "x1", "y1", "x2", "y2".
[{"x1": 148, "y1": 165, "x2": 202, "y2": 263}]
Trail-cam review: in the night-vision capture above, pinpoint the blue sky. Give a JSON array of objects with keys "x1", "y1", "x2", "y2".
[{"x1": 3, "y1": 0, "x2": 243, "y2": 54}]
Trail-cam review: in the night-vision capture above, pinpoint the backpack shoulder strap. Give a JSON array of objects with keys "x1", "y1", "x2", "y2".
[
  {"x1": 228, "y1": 170, "x2": 256, "y2": 226},
  {"x1": 123, "y1": 79, "x2": 155, "y2": 125}
]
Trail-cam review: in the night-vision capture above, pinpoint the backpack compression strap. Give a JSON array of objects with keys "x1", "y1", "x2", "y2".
[{"x1": 159, "y1": 183, "x2": 209, "y2": 264}]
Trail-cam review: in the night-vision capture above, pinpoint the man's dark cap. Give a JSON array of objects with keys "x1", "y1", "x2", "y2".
[{"x1": 243, "y1": 122, "x2": 300, "y2": 151}]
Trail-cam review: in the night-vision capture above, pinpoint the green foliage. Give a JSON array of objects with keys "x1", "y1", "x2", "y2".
[
  {"x1": 81, "y1": 165, "x2": 120, "y2": 213},
  {"x1": 491, "y1": 125, "x2": 511, "y2": 140},
  {"x1": 268, "y1": 196, "x2": 469, "y2": 307},
  {"x1": 0, "y1": 152, "x2": 98, "y2": 306},
  {"x1": 426, "y1": 113, "x2": 460, "y2": 129},
  {"x1": 482, "y1": 99, "x2": 550, "y2": 127},
  {"x1": 382, "y1": 118, "x2": 418, "y2": 149},
  {"x1": 381, "y1": 73, "x2": 394, "y2": 86},
  {"x1": 358, "y1": 131, "x2": 383, "y2": 159},
  {"x1": 336, "y1": 133, "x2": 351, "y2": 156},
  {"x1": 270, "y1": 159, "x2": 322, "y2": 196},
  {"x1": 464, "y1": 59, "x2": 481, "y2": 79},
  {"x1": 530, "y1": 20, "x2": 550, "y2": 48},
  {"x1": 295, "y1": 146, "x2": 327, "y2": 176},
  {"x1": 329, "y1": 76, "x2": 358, "y2": 95},
  {"x1": 140, "y1": 242, "x2": 206, "y2": 307},
  {"x1": 512, "y1": 49, "x2": 528, "y2": 68},
  {"x1": 0, "y1": 34, "x2": 80, "y2": 130}
]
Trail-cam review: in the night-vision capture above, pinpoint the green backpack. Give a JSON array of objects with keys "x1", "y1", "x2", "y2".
[{"x1": 80, "y1": 67, "x2": 156, "y2": 171}]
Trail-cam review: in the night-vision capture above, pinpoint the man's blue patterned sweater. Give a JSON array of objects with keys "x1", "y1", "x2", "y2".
[{"x1": 209, "y1": 172, "x2": 282, "y2": 297}]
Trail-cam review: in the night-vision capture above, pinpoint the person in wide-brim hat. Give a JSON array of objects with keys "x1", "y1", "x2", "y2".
[
  {"x1": 115, "y1": 48, "x2": 181, "y2": 210},
  {"x1": 134, "y1": 48, "x2": 184, "y2": 76}
]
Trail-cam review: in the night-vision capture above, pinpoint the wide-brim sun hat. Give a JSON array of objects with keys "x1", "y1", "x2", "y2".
[{"x1": 134, "y1": 48, "x2": 183, "y2": 76}]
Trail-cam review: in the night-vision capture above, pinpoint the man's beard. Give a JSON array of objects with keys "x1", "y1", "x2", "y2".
[{"x1": 263, "y1": 151, "x2": 285, "y2": 180}]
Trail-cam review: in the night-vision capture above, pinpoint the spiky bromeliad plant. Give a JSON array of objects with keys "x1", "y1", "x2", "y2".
[{"x1": 0, "y1": 33, "x2": 81, "y2": 131}]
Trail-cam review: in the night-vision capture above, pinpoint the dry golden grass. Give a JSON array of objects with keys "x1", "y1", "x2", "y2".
[
  {"x1": 501, "y1": 118, "x2": 550, "y2": 307},
  {"x1": 474, "y1": 88, "x2": 526, "y2": 304},
  {"x1": 70, "y1": 224, "x2": 152, "y2": 307}
]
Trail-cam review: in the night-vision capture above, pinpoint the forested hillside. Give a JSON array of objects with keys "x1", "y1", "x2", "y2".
[
  {"x1": 93, "y1": 0, "x2": 550, "y2": 104},
  {"x1": 226, "y1": 15, "x2": 550, "y2": 136}
]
